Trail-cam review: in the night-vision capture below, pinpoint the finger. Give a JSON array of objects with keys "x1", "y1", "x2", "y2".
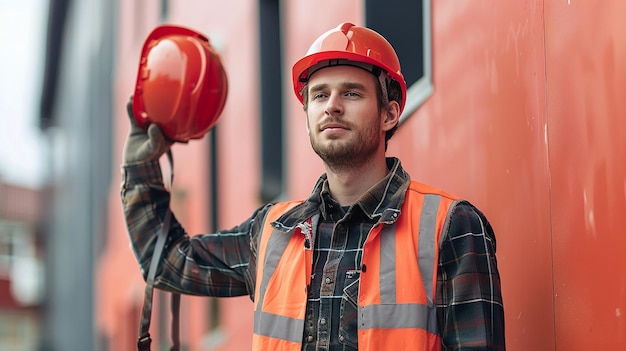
[
  {"x1": 127, "y1": 95, "x2": 147, "y2": 132},
  {"x1": 126, "y1": 95, "x2": 134, "y2": 120},
  {"x1": 147, "y1": 123, "x2": 171, "y2": 145}
]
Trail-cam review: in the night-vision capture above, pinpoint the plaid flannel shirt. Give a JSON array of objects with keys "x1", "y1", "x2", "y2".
[{"x1": 121, "y1": 157, "x2": 505, "y2": 350}]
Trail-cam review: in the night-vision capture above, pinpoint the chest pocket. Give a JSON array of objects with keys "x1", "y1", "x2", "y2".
[{"x1": 339, "y1": 271, "x2": 360, "y2": 348}]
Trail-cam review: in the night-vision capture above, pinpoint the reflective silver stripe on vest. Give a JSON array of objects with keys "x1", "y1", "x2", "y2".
[
  {"x1": 379, "y1": 194, "x2": 441, "y2": 305},
  {"x1": 253, "y1": 225, "x2": 304, "y2": 341},
  {"x1": 256, "y1": 226, "x2": 292, "y2": 309},
  {"x1": 418, "y1": 194, "x2": 442, "y2": 305},
  {"x1": 375, "y1": 194, "x2": 441, "y2": 334},
  {"x1": 254, "y1": 310, "x2": 303, "y2": 343},
  {"x1": 379, "y1": 223, "x2": 397, "y2": 304},
  {"x1": 360, "y1": 303, "x2": 437, "y2": 333}
]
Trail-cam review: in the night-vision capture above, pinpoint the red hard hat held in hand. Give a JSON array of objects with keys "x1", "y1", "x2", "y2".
[{"x1": 132, "y1": 25, "x2": 228, "y2": 143}]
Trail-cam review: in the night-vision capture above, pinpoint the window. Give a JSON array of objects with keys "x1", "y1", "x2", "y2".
[
  {"x1": 0, "y1": 232, "x2": 12, "y2": 277},
  {"x1": 259, "y1": 0, "x2": 284, "y2": 202},
  {"x1": 366, "y1": 0, "x2": 433, "y2": 122},
  {"x1": 0, "y1": 221, "x2": 43, "y2": 305},
  {"x1": 0, "y1": 222, "x2": 31, "y2": 278}
]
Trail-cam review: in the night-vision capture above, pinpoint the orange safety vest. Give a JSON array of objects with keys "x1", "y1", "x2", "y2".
[{"x1": 252, "y1": 180, "x2": 460, "y2": 351}]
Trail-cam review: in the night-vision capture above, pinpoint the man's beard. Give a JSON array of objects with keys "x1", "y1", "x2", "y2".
[{"x1": 310, "y1": 122, "x2": 380, "y2": 173}]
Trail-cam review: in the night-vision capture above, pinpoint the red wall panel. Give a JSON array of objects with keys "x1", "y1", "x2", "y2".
[
  {"x1": 391, "y1": 1, "x2": 555, "y2": 349},
  {"x1": 545, "y1": 0, "x2": 626, "y2": 349},
  {"x1": 103, "y1": 1, "x2": 626, "y2": 350}
]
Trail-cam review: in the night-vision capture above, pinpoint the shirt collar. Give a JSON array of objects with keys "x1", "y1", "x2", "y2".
[
  {"x1": 354, "y1": 157, "x2": 410, "y2": 220},
  {"x1": 273, "y1": 157, "x2": 411, "y2": 229}
]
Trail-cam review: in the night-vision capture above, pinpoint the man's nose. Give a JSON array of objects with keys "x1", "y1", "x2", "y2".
[{"x1": 324, "y1": 93, "x2": 343, "y2": 116}]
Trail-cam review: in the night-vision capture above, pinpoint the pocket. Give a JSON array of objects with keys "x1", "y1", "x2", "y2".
[{"x1": 339, "y1": 273, "x2": 360, "y2": 348}]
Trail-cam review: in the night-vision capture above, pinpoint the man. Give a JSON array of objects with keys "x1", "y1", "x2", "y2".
[{"x1": 122, "y1": 22, "x2": 505, "y2": 350}]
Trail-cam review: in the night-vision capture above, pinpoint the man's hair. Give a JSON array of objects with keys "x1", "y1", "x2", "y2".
[{"x1": 301, "y1": 72, "x2": 403, "y2": 150}]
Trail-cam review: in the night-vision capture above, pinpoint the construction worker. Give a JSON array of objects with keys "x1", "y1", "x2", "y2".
[{"x1": 122, "y1": 23, "x2": 505, "y2": 350}]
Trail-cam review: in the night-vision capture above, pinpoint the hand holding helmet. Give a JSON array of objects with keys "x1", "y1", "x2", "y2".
[
  {"x1": 131, "y1": 25, "x2": 228, "y2": 143},
  {"x1": 122, "y1": 96, "x2": 173, "y2": 165}
]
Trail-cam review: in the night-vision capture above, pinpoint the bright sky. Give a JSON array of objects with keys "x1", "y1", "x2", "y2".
[{"x1": 0, "y1": 0, "x2": 48, "y2": 188}]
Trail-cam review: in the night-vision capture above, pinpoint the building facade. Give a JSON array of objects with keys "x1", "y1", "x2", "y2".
[
  {"x1": 36, "y1": 0, "x2": 624, "y2": 350},
  {"x1": 0, "y1": 182, "x2": 43, "y2": 351}
]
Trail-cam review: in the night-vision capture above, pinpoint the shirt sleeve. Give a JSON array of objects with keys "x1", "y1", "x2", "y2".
[
  {"x1": 120, "y1": 160, "x2": 271, "y2": 298},
  {"x1": 436, "y1": 201, "x2": 506, "y2": 350}
]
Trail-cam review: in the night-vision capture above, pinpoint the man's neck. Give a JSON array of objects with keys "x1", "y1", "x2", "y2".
[{"x1": 324, "y1": 157, "x2": 389, "y2": 206}]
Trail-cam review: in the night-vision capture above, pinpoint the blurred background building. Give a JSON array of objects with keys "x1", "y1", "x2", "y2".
[
  {"x1": 0, "y1": 183, "x2": 44, "y2": 350},
  {"x1": 1, "y1": 0, "x2": 625, "y2": 350}
]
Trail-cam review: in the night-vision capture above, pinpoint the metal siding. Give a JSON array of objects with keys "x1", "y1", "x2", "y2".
[
  {"x1": 391, "y1": 1, "x2": 555, "y2": 349},
  {"x1": 545, "y1": 0, "x2": 626, "y2": 349},
  {"x1": 99, "y1": 1, "x2": 626, "y2": 350}
]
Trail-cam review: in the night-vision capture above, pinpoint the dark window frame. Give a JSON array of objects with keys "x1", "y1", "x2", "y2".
[
  {"x1": 259, "y1": 0, "x2": 284, "y2": 202},
  {"x1": 365, "y1": 0, "x2": 433, "y2": 123}
]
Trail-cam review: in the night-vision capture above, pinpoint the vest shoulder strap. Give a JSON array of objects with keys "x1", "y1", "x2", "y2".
[
  {"x1": 265, "y1": 200, "x2": 303, "y2": 223},
  {"x1": 408, "y1": 180, "x2": 460, "y2": 201}
]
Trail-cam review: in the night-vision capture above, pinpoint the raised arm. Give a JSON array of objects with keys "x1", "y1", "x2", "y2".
[{"x1": 120, "y1": 97, "x2": 267, "y2": 298}]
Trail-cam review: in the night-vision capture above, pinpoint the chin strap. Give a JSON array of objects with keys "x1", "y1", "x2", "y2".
[{"x1": 137, "y1": 150, "x2": 181, "y2": 351}]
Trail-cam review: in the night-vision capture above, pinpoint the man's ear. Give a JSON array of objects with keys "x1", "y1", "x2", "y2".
[
  {"x1": 306, "y1": 114, "x2": 311, "y2": 135},
  {"x1": 382, "y1": 100, "x2": 400, "y2": 131}
]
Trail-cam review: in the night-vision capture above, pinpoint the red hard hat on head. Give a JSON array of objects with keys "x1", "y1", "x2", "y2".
[
  {"x1": 292, "y1": 22, "x2": 407, "y2": 114},
  {"x1": 132, "y1": 25, "x2": 228, "y2": 142}
]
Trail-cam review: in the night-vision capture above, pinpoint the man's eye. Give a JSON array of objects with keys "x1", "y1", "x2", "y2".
[
  {"x1": 313, "y1": 93, "x2": 327, "y2": 100},
  {"x1": 345, "y1": 92, "x2": 360, "y2": 97}
]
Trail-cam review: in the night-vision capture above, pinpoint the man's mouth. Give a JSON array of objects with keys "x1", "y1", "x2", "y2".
[{"x1": 320, "y1": 122, "x2": 349, "y2": 131}]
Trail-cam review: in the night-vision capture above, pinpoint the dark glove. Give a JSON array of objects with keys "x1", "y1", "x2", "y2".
[{"x1": 122, "y1": 97, "x2": 173, "y2": 165}]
